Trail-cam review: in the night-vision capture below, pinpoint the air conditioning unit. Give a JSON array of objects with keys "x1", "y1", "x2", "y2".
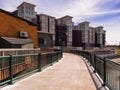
[{"x1": 19, "y1": 31, "x2": 28, "y2": 38}]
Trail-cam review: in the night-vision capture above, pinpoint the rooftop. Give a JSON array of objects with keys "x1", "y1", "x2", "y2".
[
  {"x1": 17, "y1": 2, "x2": 36, "y2": 8},
  {"x1": 1, "y1": 37, "x2": 33, "y2": 45},
  {"x1": 39, "y1": 14, "x2": 56, "y2": 18}
]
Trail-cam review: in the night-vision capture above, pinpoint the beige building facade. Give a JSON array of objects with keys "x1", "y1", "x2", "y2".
[
  {"x1": 37, "y1": 14, "x2": 56, "y2": 46},
  {"x1": 17, "y1": 2, "x2": 37, "y2": 22},
  {"x1": 73, "y1": 21, "x2": 106, "y2": 49},
  {"x1": 56, "y1": 15, "x2": 73, "y2": 47},
  {"x1": 95, "y1": 26, "x2": 106, "y2": 47}
]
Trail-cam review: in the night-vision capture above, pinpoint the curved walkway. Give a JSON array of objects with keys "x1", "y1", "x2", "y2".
[{"x1": 2, "y1": 53, "x2": 97, "y2": 90}]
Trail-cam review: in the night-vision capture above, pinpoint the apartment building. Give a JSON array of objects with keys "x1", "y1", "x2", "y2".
[
  {"x1": 95, "y1": 26, "x2": 106, "y2": 48},
  {"x1": 56, "y1": 15, "x2": 73, "y2": 47},
  {"x1": 15, "y1": 2, "x2": 37, "y2": 22},
  {"x1": 9, "y1": 1, "x2": 106, "y2": 49},
  {"x1": 89, "y1": 27, "x2": 95, "y2": 47},
  {"x1": 37, "y1": 14, "x2": 55, "y2": 34},
  {"x1": 73, "y1": 21, "x2": 90, "y2": 49},
  {"x1": 73, "y1": 21, "x2": 106, "y2": 49},
  {"x1": 55, "y1": 25, "x2": 67, "y2": 46},
  {"x1": 37, "y1": 14, "x2": 56, "y2": 47}
]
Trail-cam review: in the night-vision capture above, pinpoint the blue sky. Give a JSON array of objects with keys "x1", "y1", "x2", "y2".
[{"x1": 0, "y1": 0, "x2": 120, "y2": 45}]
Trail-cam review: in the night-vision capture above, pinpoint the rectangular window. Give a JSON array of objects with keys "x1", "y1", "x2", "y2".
[
  {"x1": 31, "y1": 12, "x2": 33, "y2": 15},
  {"x1": 26, "y1": 11, "x2": 28, "y2": 14},
  {"x1": 38, "y1": 38, "x2": 47, "y2": 44}
]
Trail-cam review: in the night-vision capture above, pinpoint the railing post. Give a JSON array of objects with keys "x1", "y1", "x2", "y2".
[
  {"x1": 61, "y1": 51, "x2": 63, "y2": 58},
  {"x1": 50, "y1": 53, "x2": 53, "y2": 65},
  {"x1": 55, "y1": 52, "x2": 59, "y2": 62},
  {"x1": 9, "y1": 55, "x2": 13, "y2": 84},
  {"x1": 38, "y1": 53, "x2": 41, "y2": 72},
  {"x1": 93, "y1": 54, "x2": 96, "y2": 73},
  {"x1": 89, "y1": 53, "x2": 92, "y2": 66},
  {"x1": 102, "y1": 57, "x2": 106, "y2": 86}
]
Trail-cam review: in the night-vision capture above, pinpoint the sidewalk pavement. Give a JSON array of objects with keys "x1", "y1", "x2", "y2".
[{"x1": 1, "y1": 53, "x2": 99, "y2": 90}]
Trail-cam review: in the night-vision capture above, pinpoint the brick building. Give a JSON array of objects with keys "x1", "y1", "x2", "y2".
[{"x1": 0, "y1": 9, "x2": 38, "y2": 48}]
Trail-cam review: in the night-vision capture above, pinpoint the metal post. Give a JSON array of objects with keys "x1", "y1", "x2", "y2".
[
  {"x1": 61, "y1": 51, "x2": 63, "y2": 58},
  {"x1": 57, "y1": 52, "x2": 58, "y2": 61},
  {"x1": 38, "y1": 53, "x2": 41, "y2": 72},
  {"x1": 102, "y1": 57, "x2": 106, "y2": 86},
  {"x1": 93, "y1": 54, "x2": 96, "y2": 73},
  {"x1": 9, "y1": 55, "x2": 13, "y2": 84},
  {"x1": 89, "y1": 53, "x2": 92, "y2": 66},
  {"x1": 50, "y1": 54, "x2": 53, "y2": 65},
  {"x1": 86, "y1": 53, "x2": 89, "y2": 63}
]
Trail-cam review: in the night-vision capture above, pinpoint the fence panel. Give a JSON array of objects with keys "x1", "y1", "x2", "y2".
[
  {"x1": 0, "y1": 56, "x2": 11, "y2": 85},
  {"x1": 106, "y1": 60, "x2": 120, "y2": 90},
  {"x1": 69, "y1": 50, "x2": 120, "y2": 90},
  {"x1": 12, "y1": 54, "x2": 39, "y2": 80},
  {"x1": 0, "y1": 50, "x2": 63, "y2": 86},
  {"x1": 96, "y1": 56, "x2": 104, "y2": 80}
]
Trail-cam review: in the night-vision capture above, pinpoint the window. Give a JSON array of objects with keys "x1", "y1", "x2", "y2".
[
  {"x1": 31, "y1": 8, "x2": 34, "y2": 11},
  {"x1": 26, "y1": 11, "x2": 28, "y2": 14},
  {"x1": 49, "y1": 18, "x2": 55, "y2": 24},
  {"x1": 26, "y1": 6, "x2": 28, "y2": 10},
  {"x1": 31, "y1": 12, "x2": 33, "y2": 15},
  {"x1": 38, "y1": 38, "x2": 47, "y2": 44}
]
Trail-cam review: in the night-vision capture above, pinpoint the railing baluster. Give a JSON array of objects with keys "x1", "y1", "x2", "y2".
[
  {"x1": 102, "y1": 57, "x2": 106, "y2": 86},
  {"x1": 9, "y1": 55, "x2": 13, "y2": 84},
  {"x1": 93, "y1": 54, "x2": 96, "y2": 73},
  {"x1": 38, "y1": 53, "x2": 41, "y2": 72}
]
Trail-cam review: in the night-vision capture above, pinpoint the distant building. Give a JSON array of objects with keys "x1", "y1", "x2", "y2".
[
  {"x1": 94, "y1": 26, "x2": 106, "y2": 48},
  {"x1": 72, "y1": 30, "x2": 82, "y2": 47},
  {"x1": 89, "y1": 27, "x2": 95, "y2": 47},
  {"x1": 2, "y1": 1, "x2": 106, "y2": 49},
  {"x1": 56, "y1": 15, "x2": 73, "y2": 47},
  {"x1": 73, "y1": 21, "x2": 106, "y2": 49},
  {"x1": 15, "y1": 2, "x2": 37, "y2": 22},
  {"x1": 73, "y1": 21, "x2": 90, "y2": 49},
  {"x1": 36, "y1": 14, "x2": 56, "y2": 48},
  {"x1": 55, "y1": 25, "x2": 67, "y2": 46}
]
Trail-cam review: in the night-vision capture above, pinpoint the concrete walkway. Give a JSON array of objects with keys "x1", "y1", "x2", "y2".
[{"x1": 1, "y1": 53, "x2": 97, "y2": 90}]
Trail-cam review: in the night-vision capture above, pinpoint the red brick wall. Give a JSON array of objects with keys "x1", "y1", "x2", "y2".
[{"x1": 41, "y1": 48, "x2": 54, "y2": 53}]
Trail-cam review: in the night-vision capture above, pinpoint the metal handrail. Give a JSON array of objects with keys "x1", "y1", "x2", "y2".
[
  {"x1": 0, "y1": 50, "x2": 63, "y2": 86},
  {"x1": 70, "y1": 50, "x2": 120, "y2": 90}
]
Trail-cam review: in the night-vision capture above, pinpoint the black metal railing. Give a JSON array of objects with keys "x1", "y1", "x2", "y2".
[
  {"x1": 0, "y1": 50, "x2": 63, "y2": 86},
  {"x1": 70, "y1": 50, "x2": 120, "y2": 90}
]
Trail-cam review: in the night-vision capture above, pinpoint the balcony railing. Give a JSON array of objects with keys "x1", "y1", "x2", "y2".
[{"x1": 70, "y1": 50, "x2": 120, "y2": 90}]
